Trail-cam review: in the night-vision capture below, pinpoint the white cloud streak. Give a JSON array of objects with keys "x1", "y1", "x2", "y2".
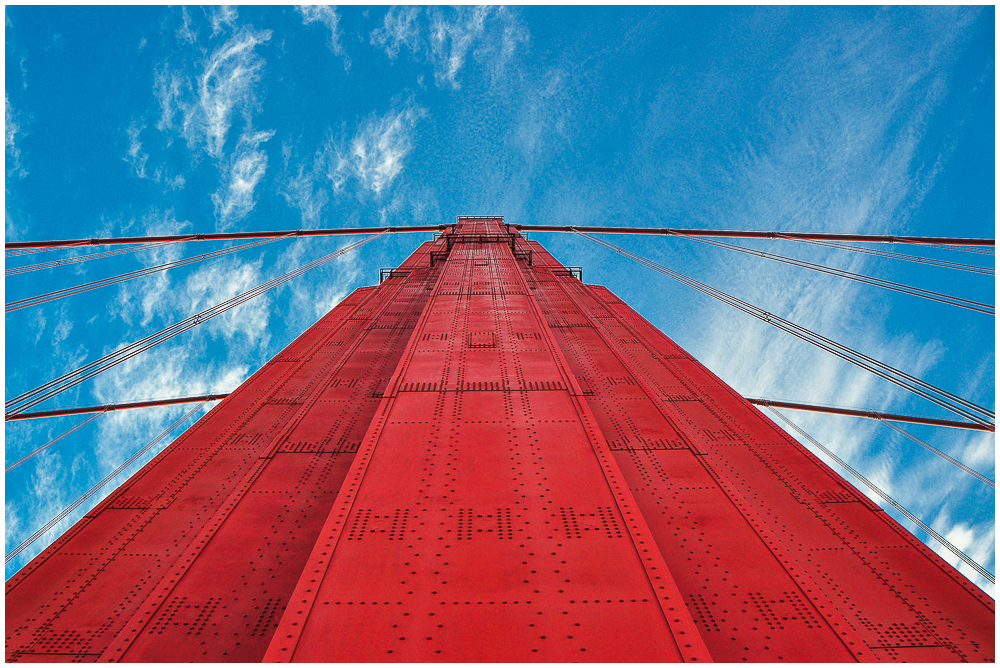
[
  {"x1": 212, "y1": 129, "x2": 275, "y2": 228},
  {"x1": 427, "y1": 6, "x2": 490, "y2": 88},
  {"x1": 296, "y1": 5, "x2": 346, "y2": 60},
  {"x1": 211, "y1": 5, "x2": 238, "y2": 37},
  {"x1": 176, "y1": 7, "x2": 198, "y2": 44},
  {"x1": 370, "y1": 6, "x2": 421, "y2": 61},
  {"x1": 328, "y1": 102, "x2": 426, "y2": 197},
  {"x1": 190, "y1": 28, "x2": 271, "y2": 158},
  {"x1": 6, "y1": 92, "x2": 26, "y2": 177},
  {"x1": 146, "y1": 17, "x2": 276, "y2": 228},
  {"x1": 5, "y1": 93, "x2": 19, "y2": 156},
  {"x1": 124, "y1": 120, "x2": 148, "y2": 178},
  {"x1": 370, "y1": 7, "x2": 528, "y2": 88},
  {"x1": 281, "y1": 156, "x2": 330, "y2": 227},
  {"x1": 154, "y1": 23, "x2": 272, "y2": 160}
]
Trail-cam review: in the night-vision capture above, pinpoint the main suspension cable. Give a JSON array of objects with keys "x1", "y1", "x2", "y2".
[
  {"x1": 5, "y1": 225, "x2": 443, "y2": 249},
  {"x1": 4, "y1": 233, "x2": 385, "y2": 418},
  {"x1": 5, "y1": 394, "x2": 231, "y2": 421},
  {"x1": 5, "y1": 401, "x2": 208, "y2": 565},
  {"x1": 517, "y1": 224, "x2": 995, "y2": 246},
  {"x1": 878, "y1": 418, "x2": 994, "y2": 488},
  {"x1": 6, "y1": 224, "x2": 994, "y2": 250},
  {"x1": 675, "y1": 234, "x2": 993, "y2": 315},
  {"x1": 765, "y1": 406, "x2": 994, "y2": 584},
  {"x1": 6, "y1": 235, "x2": 290, "y2": 313},
  {"x1": 773, "y1": 236, "x2": 994, "y2": 276},
  {"x1": 577, "y1": 231, "x2": 994, "y2": 427},
  {"x1": 745, "y1": 397, "x2": 994, "y2": 432},
  {"x1": 6, "y1": 239, "x2": 187, "y2": 276},
  {"x1": 5, "y1": 412, "x2": 104, "y2": 473}
]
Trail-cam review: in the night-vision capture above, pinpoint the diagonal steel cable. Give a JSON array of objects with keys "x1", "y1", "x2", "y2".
[
  {"x1": 6, "y1": 239, "x2": 188, "y2": 276},
  {"x1": 911, "y1": 242, "x2": 995, "y2": 256},
  {"x1": 878, "y1": 418, "x2": 994, "y2": 488},
  {"x1": 5, "y1": 412, "x2": 104, "y2": 473},
  {"x1": 745, "y1": 397, "x2": 994, "y2": 432},
  {"x1": 5, "y1": 233, "x2": 385, "y2": 418},
  {"x1": 773, "y1": 236, "x2": 994, "y2": 276},
  {"x1": 6, "y1": 235, "x2": 290, "y2": 312},
  {"x1": 766, "y1": 407, "x2": 994, "y2": 584},
  {"x1": 675, "y1": 234, "x2": 993, "y2": 314},
  {"x1": 5, "y1": 401, "x2": 209, "y2": 565},
  {"x1": 576, "y1": 230, "x2": 994, "y2": 426}
]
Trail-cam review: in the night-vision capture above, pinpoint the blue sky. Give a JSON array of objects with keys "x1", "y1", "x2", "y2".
[{"x1": 4, "y1": 6, "x2": 994, "y2": 591}]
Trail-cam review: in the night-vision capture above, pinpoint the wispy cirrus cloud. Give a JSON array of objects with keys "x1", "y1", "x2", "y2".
[
  {"x1": 370, "y1": 6, "x2": 528, "y2": 88},
  {"x1": 176, "y1": 7, "x2": 198, "y2": 45},
  {"x1": 147, "y1": 15, "x2": 274, "y2": 228},
  {"x1": 212, "y1": 129, "x2": 275, "y2": 228},
  {"x1": 123, "y1": 119, "x2": 186, "y2": 189},
  {"x1": 6, "y1": 93, "x2": 20, "y2": 155},
  {"x1": 31, "y1": 13, "x2": 282, "y2": 570},
  {"x1": 5, "y1": 92, "x2": 28, "y2": 240},
  {"x1": 189, "y1": 28, "x2": 271, "y2": 158},
  {"x1": 281, "y1": 146, "x2": 330, "y2": 227},
  {"x1": 211, "y1": 5, "x2": 238, "y2": 37},
  {"x1": 152, "y1": 20, "x2": 273, "y2": 158},
  {"x1": 512, "y1": 68, "x2": 572, "y2": 168},
  {"x1": 6, "y1": 93, "x2": 26, "y2": 178},
  {"x1": 328, "y1": 101, "x2": 426, "y2": 197},
  {"x1": 296, "y1": 5, "x2": 347, "y2": 64},
  {"x1": 124, "y1": 120, "x2": 148, "y2": 179},
  {"x1": 370, "y1": 6, "x2": 421, "y2": 61},
  {"x1": 428, "y1": 6, "x2": 522, "y2": 88},
  {"x1": 153, "y1": 69, "x2": 185, "y2": 136}
]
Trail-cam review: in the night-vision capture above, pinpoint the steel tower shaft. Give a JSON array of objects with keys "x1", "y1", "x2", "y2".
[{"x1": 5, "y1": 217, "x2": 993, "y2": 662}]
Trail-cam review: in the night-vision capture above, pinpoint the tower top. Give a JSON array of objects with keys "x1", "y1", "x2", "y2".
[{"x1": 456, "y1": 214, "x2": 504, "y2": 222}]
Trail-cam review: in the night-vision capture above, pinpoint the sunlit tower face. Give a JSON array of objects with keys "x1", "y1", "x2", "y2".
[{"x1": 5, "y1": 217, "x2": 993, "y2": 662}]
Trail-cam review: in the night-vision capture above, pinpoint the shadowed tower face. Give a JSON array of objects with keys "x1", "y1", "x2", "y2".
[{"x1": 6, "y1": 216, "x2": 993, "y2": 662}]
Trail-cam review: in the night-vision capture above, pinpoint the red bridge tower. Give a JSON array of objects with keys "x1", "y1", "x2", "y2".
[{"x1": 5, "y1": 216, "x2": 993, "y2": 661}]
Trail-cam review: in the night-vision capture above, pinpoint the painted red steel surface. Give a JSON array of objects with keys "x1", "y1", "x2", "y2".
[{"x1": 6, "y1": 217, "x2": 994, "y2": 662}]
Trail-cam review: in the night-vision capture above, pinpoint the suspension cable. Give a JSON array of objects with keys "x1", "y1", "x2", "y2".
[
  {"x1": 6, "y1": 224, "x2": 994, "y2": 250},
  {"x1": 745, "y1": 398, "x2": 994, "y2": 432},
  {"x1": 912, "y1": 242, "x2": 995, "y2": 256},
  {"x1": 516, "y1": 224, "x2": 995, "y2": 247},
  {"x1": 765, "y1": 406, "x2": 994, "y2": 584},
  {"x1": 6, "y1": 239, "x2": 188, "y2": 276},
  {"x1": 6, "y1": 235, "x2": 290, "y2": 313},
  {"x1": 773, "y1": 236, "x2": 994, "y2": 276},
  {"x1": 675, "y1": 234, "x2": 993, "y2": 315},
  {"x1": 5, "y1": 412, "x2": 105, "y2": 473},
  {"x1": 6, "y1": 242, "x2": 92, "y2": 258},
  {"x1": 878, "y1": 419, "x2": 994, "y2": 488},
  {"x1": 4, "y1": 233, "x2": 385, "y2": 418},
  {"x1": 5, "y1": 393, "x2": 231, "y2": 421},
  {"x1": 576, "y1": 231, "x2": 995, "y2": 427},
  {"x1": 5, "y1": 401, "x2": 209, "y2": 565},
  {"x1": 5, "y1": 225, "x2": 444, "y2": 249}
]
